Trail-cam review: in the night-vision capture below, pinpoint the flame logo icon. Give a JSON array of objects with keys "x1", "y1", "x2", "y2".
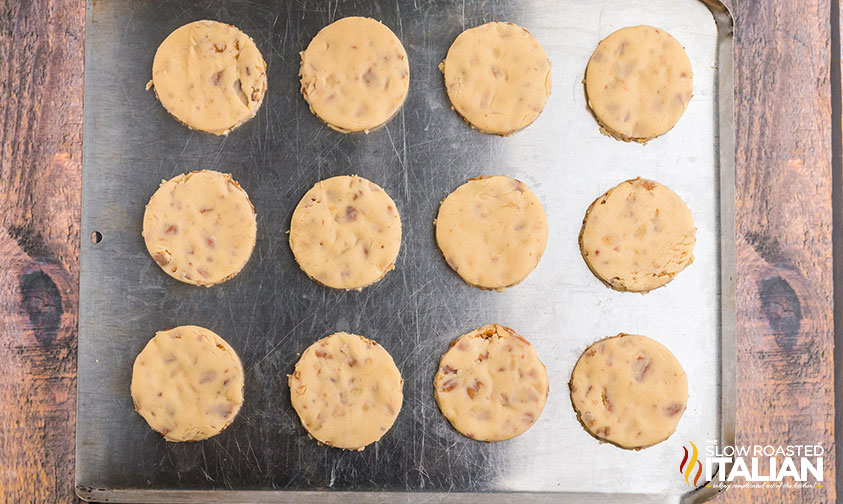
[{"x1": 679, "y1": 441, "x2": 703, "y2": 486}]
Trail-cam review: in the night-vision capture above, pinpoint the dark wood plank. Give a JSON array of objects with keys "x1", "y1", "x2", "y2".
[
  {"x1": 0, "y1": 0, "x2": 836, "y2": 502},
  {"x1": 719, "y1": 0, "x2": 835, "y2": 502},
  {"x1": 0, "y1": 0, "x2": 84, "y2": 502}
]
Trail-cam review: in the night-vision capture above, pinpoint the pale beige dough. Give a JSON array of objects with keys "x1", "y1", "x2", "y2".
[
  {"x1": 579, "y1": 177, "x2": 695, "y2": 293},
  {"x1": 435, "y1": 176, "x2": 548, "y2": 290},
  {"x1": 434, "y1": 324, "x2": 549, "y2": 442},
  {"x1": 289, "y1": 332, "x2": 403, "y2": 450},
  {"x1": 300, "y1": 16, "x2": 410, "y2": 133},
  {"x1": 151, "y1": 20, "x2": 267, "y2": 135},
  {"x1": 441, "y1": 22, "x2": 552, "y2": 135},
  {"x1": 569, "y1": 333, "x2": 688, "y2": 449},
  {"x1": 289, "y1": 175, "x2": 401, "y2": 290},
  {"x1": 143, "y1": 170, "x2": 257, "y2": 287},
  {"x1": 585, "y1": 25, "x2": 693, "y2": 142},
  {"x1": 131, "y1": 325, "x2": 244, "y2": 442}
]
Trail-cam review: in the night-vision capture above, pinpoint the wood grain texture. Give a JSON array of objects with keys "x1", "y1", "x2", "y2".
[
  {"x1": 718, "y1": 0, "x2": 835, "y2": 502},
  {"x1": 0, "y1": 0, "x2": 836, "y2": 502},
  {"x1": 0, "y1": 0, "x2": 84, "y2": 502}
]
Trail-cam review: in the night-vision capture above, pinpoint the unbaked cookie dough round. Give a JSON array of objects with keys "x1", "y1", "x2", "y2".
[
  {"x1": 300, "y1": 16, "x2": 410, "y2": 133},
  {"x1": 151, "y1": 20, "x2": 267, "y2": 135},
  {"x1": 434, "y1": 324, "x2": 549, "y2": 442},
  {"x1": 441, "y1": 22, "x2": 552, "y2": 135},
  {"x1": 289, "y1": 175, "x2": 401, "y2": 290},
  {"x1": 131, "y1": 325, "x2": 245, "y2": 442},
  {"x1": 143, "y1": 170, "x2": 257, "y2": 287},
  {"x1": 585, "y1": 25, "x2": 693, "y2": 142},
  {"x1": 569, "y1": 333, "x2": 688, "y2": 449},
  {"x1": 579, "y1": 177, "x2": 695, "y2": 293},
  {"x1": 289, "y1": 332, "x2": 404, "y2": 450},
  {"x1": 435, "y1": 176, "x2": 548, "y2": 290}
]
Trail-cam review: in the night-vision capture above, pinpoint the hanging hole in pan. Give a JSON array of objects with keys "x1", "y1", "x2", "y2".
[{"x1": 91, "y1": 231, "x2": 103, "y2": 244}]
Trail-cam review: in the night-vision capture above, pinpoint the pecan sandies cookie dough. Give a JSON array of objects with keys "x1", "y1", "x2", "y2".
[
  {"x1": 579, "y1": 178, "x2": 695, "y2": 293},
  {"x1": 441, "y1": 22, "x2": 552, "y2": 135},
  {"x1": 131, "y1": 325, "x2": 245, "y2": 442},
  {"x1": 289, "y1": 332, "x2": 403, "y2": 450},
  {"x1": 434, "y1": 324, "x2": 549, "y2": 442},
  {"x1": 143, "y1": 170, "x2": 257, "y2": 287},
  {"x1": 435, "y1": 176, "x2": 548, "y2": 290},
  {"x1": 289, "y1": 175, "x2": 401, "y2": 290},
  {"x1": 300, "y1": 17, "x2": 410, "y2": 133},
  {"x1": 150, "y1": 20, "x2": 267, "y2": 135},
  {"x1": 569, "y1": 333, "x2": 688, "y2": 449},
  {"x1": 585, "y1": 25, "x2": 693, "y2": 142}
]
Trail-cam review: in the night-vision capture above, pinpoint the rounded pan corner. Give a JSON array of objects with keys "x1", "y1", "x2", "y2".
[
  {"x1": 75, "y1": 483, "x2": 97, "y2": 502},
  {"x1": 698, "y1": 0, "x2": 736, "y2": 36}
]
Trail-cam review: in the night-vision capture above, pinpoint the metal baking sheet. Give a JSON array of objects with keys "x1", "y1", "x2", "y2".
[{"x1": 77, "y1": 0, "x2": 735, "y2": 501}]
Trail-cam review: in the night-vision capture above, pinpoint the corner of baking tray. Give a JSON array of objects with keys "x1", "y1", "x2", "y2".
[{"x1": 699, "y1": 0, "x2": 735, "y2": 36}]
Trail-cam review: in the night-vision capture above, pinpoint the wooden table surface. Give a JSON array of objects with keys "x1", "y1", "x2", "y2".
[{"x1": 0, "y1": 0, "x2": 835, "y2": 502}]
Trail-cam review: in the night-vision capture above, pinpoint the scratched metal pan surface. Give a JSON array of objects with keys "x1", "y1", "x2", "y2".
[{"x1": 77, "y1": 0, "x2": 735, "y2": 501}]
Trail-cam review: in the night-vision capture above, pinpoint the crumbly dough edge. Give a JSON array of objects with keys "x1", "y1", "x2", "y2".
[
  {"x1": 147, "y1": 22, "x2": 268, "y2": 136},
  {"x1": 581, "y1": 37, "x2": 694, "y2": 144},
  {"x1": 286, "y1": 174, "x2": 400, "y2": 291},
  {"x1": 149, "y1": 79, "x2": 267, "y2": 137},
  {"x1": 433, "y1": 324, "x2": 549, "y2": 442},
  {"x1": 582, "y1": 73, "x2": 650, "y2": 144},
  {"x1": 287, "y1": 334, "x2": 404, "y2": 451},
  {"x1": 297, "y1": 17, "x2": 411, "y2": 135},
  {"x1": 435, "y1": 175, "x2": 546, "y2": 292},
  {"x1": 576, "y1": 177, "x2": 692, "y2": 294},
  {"x1": 298, "y1": 59, "x2": 408, "y2": 135},
  {"x1": 438, "y1": 55, "x2": 553, "y2": 138},
  {"x1": 132, "y1": 326, "x2": 246, "y2": 442},
  {"x1": 567, "y1": 332, "x2": 683, "y2": 451},
  {"x1": 144, "y1": 170, "x2": 257, "y2": 288},
  {"x1": 289, "y1": 251, "x2": 397, "y2": 291}
]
